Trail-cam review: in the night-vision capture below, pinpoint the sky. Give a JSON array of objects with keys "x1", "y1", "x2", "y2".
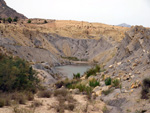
[{"x1": 5, "y1": 0, "x2": 150, "y2": 27}]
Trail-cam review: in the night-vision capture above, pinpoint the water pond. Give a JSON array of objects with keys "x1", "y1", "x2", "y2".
[{"x1": 55, "y1": 65, "x2": 91, "y2": 79}]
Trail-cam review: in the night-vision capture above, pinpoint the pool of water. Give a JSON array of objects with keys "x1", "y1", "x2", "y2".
[{"x1": 55, "y1": 65, "x2": 91, "y2": 79}]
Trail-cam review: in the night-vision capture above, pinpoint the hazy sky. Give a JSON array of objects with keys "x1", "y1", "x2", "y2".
[{"x1": 5, "y1": 0, "x2": 150, "y2": 27}]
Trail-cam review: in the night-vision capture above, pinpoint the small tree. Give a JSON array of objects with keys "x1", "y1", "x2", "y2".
[
  {"x1": 44, "y1": 20, "x2": 48, "y2": 23},
  {"x1": 7, "y1": 17, "x2": 12, "y2": 23},
  {"x1": 13, "y1": 16, "x2": 18, "y2": 22},
  {"x1": 28, "y1": 19, "x2": 31, "y2": 23}
]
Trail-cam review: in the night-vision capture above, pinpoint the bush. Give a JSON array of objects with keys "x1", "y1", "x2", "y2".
[
  {"x1": 73, "y1": 73, "x2": 80, "y2": 79},
  {"x1": 61, "y1": 56, "x2": 79, "y2": 61},
  {"x1": 54, "y1": 89, "x2": 68, "y2": 97},
  {"x1": 11, "y1": 92, "x2": 27, "y2": 104},
  {"x1": 112, "y1": 79, "x2": 120, "y2": 88},
  {"x1": 28, "y1": 19, "x2": 31, "y2": 23},
  {"x1": 13, "y1": 17, "x2": 18, "y2": 22},
  {"x1": 26, "y1": 92, "x2": 34, "y2": 101},
  {"x1": 76, "y1": 84, "x2": 92, "y2": 95},
  {"x1": 31, "y1": 101, "x2": 42, "y2": 108},
  {"x1": 55, "y1": 81, "x2": 64, "y2": 88},
  {"x1": 67, "y1": 103, "x2": 75, "y2": 111},
  {"x1": 141, "y1": 78, "x2": 150, "y2": 99},
  {"x1": 2, "y1": 18, "x2": 5, "y2": 23},
  {"x1": 7, "y1": 17, "x2": 12, "y2": 23},
  {"x1": 105, "y1": 77, "x2": 112, "y2": 86},
  {"x1": 86, "y1": 65, "x2": 101, "y2": 78},
  {"x1": 89, "y1": 79, "x2": 100, "y2": 87},
  {"x1": 38, "y1": 90, "x2": 52, "y2": 98},
  {"x1": 44, "y1": 20, "x2": 48, "y2": 23},
  {"x1": 55, "y1": 92, "x2": 76, "y2": 112},
  {"x1": 0, "y1": 54, "x2": 39, "y2": 92}
]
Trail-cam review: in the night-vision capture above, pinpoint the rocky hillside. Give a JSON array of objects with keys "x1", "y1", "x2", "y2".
[
  {"x1": 100, "y1": 26, "x2": 150, "y2": 112},
  {"x1": 0, "y1": 19, "x2": 129, "y2": 86},
  {"x1": 0, "y1": 0, "x2": 27, "y2": 19},
  {"x1": 1, "y1": 17, "x2": 150, "y2": 113},
  {"x1": 0, "y1": 19, "x2": 129, "y2": 64}
]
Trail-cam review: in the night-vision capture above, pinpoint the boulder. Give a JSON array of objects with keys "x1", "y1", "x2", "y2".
[
  {"x1": 70, "y1": 88, "x2": 80, "y2": 94},
  {"x1": 102, "y1": 86, "x2": 110, "y2": 91},
  {"x1": 93, "y1": 86, "x2": 102, "y2": 93}
]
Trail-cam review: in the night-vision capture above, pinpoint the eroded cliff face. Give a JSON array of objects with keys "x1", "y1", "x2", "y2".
[
  {"x1": 0, "y1": 0, "x2": 27, "y2": 19},
  {"x1": 0, "y1": 20, "x2": 128, "y2": 65},
  {"x1": 101, "y1": 26, "x2": 150, "y2": 112}
]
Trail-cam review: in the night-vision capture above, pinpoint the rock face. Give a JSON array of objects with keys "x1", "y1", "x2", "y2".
[
  {"x1": 103, "y1": 26, "x2": 150, "y2": 113},
  {"x1": 0, "y1": 0, "x2": 27, "y2": 19},
  {"x1": 0, "y1": 23, "x2": 115, "y2": 65}
]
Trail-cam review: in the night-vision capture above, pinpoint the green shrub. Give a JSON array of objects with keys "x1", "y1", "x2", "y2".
[
  {"x1": 141, "y1": 78, "x2": 150, "y2": 99},
  {"x1": 73, "y1": 73, "x2": 80, "y2": 79},
  {"x1": 61, "y1": 56, "x2": 79, "y2": 61},
  {"x1": 86, "y1": 65, "x2": 101, "y2": 78},
  {"x1": 105, "y1": 77, "x2": 112, "y2": 86},
  {"x1": 76, "y1": 84, "x2": 92, "y2": 95},
  {"x1": 112, "y1": 79, "x2": 120, "y2": 88},
  {"x1": 89, "y1": 79, "x2": 100, "y2": 87},
  {"x1": 13, "y1": 17, "x2": 18, "y2": 22},
  {"x1": 28, "y1": 19, "x2": 31, "y2": 23},
  {"x1": 7, "y1": 17, "x2": 12, "y2": 23},
  {"x1": 0, "y1": 54, "x2": 39, "y2": 93}
]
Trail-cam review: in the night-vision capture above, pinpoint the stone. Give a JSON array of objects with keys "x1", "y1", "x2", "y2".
[
  {"x1": 117, "y1": 62, "x2": 122, "y2": 66},
  {"x1": 95, "y1": 90, "x2": 102, "y2": 96},
  {"x1": 122, "y1": 75, "x2": 130, "y2": 81},
  {"x1": 121, "y1": 89, "x2": 129, "y2": 93},
  {"x1": 70, "y1": 88, "x2": 80, "y2": 94},
  {"x1": 93, "y1": 86, "x2": 102, "y2": 93},
  {"x1": 88, "y1": 76, "x2": 98, "y2": 81},
  {"x1": 130, "y1": 75, "x2": 135, "y2": 79},
  {"x1": 131, "y1": 80, "x2": 141, "y2": 89},
  {"x1": 100, "y1": 81, "x2": 105, "y2": 87},
  {"x1": 102, "y1": 86, "x2": 110, "y2": 91},
  {"x1": 81, "y1": 75, "x2": 86, "y2": 80},
  {"x1": 132, "y1": 63, "x2": 138, "y2": 67},
  {"x1": 135, "y1": 71, "x2": 141, "y2": 74},
  {"x1": 109, "y1": 65, "x2": 113, "y2": 68}
]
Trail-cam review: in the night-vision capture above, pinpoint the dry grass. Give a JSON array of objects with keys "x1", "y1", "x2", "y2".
[
  {"x1": 30, "y1": 100, "x2": 42, "y2": 108},
  {"x1": 13, "y1": 107, "x2": 35, "y2": 113},
  {"x1": 38, "y1": 90, "x2": 52, "y2": 98},
  {"x1": 0, "y1": 91, "x2": 35, "y2": 107},
  {"x1": 52, "y1": 88, "x2": 77, "y2": 113}
]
